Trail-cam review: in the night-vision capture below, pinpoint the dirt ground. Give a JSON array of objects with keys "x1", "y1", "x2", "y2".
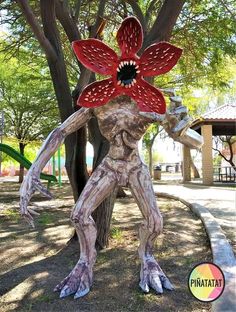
[{"x1": 0, "y1": 181, "x2": 212, "y2": 312}]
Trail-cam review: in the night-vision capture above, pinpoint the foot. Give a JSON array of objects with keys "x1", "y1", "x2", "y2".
[
  {"x1": 54, "y1": 261, "x2": 93, "y2": 299},
  {"x1": 139, "y1": 257, "x2": 174, "y2": 294}
]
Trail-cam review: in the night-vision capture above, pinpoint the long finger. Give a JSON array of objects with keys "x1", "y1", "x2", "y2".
[
  {"x1": 33, "y1": 180, "x2": 53, "y2": 199},
  {"x1": 169, "y1": 106, "x2": 187, "y2": 115},
  {"x1": 28, "y1": 207, "x2": 40, "y2": 216},
  {"x1": 139, "y1": 112, "x2": 165, "y2": 122},
  {"x1": 22, "y1": 213, "x2": 35, "y2": 228},
  {"x1": 20, "y1": 195, "x2": 31, "y2": 214}
]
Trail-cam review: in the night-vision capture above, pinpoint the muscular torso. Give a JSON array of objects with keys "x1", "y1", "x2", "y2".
[{"x1": 93, "y1": 97, "x2": 151, "y2": 162}]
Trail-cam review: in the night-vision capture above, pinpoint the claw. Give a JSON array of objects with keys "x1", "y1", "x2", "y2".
[
  {"x1": 150, "y1": 274, "x2": 163, "y2": 294},
  {"x1": 54, "y1": 275, "x2": 71, "y2": 292},
  {"x1": 159, "y1": 275, "x2": 174, "y2": 290},
  {"x1": 139, "y1": 111, "x2": 165, "y2": 122},
  {"x1": 74, "y1": 287, "x2": 90, "y2": 299},
  {"x1": 139, "y1": 281, "x2": 149, "y2": 293},
  {"x1": 172, "y1": 118, "x2": 191, "y2": 133},
  {"x1": 28, "y1": 208, "x2": 40, "y2": 216},
  {"x1": 60, "y1": 286, "x2": 76, "y2": 298},
  {"x1": 34, "y1": 181, "x2": 53, "y2": 199}
]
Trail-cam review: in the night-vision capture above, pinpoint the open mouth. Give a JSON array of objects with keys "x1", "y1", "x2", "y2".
[{"x1": 117, "y1": 60, "x2": 140, "y2": 88}]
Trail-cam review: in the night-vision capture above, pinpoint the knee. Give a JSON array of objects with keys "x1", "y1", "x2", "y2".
[{"x1": 70, "y1": 203, "x2": 87, "y2": 226}]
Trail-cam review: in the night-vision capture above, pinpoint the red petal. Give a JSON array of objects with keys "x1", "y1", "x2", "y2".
[
  {"x1": 116, "y1": 16, "x2": 143, "y2": 57},
  {"x1": 129, "y1": 79, "x2": 166, "y2": 114},
  {"x1": 72, "y1": 39, "x2": 118, "y2": 75},
  {"x1": 77, "y1": 78, "x2": 119, "y2": 108},
  {"x1": 139, "y1": 42, "x2": 182, "y2": 76}
]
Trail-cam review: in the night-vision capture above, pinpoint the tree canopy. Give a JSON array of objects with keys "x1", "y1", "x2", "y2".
[{"x1": 0, "y1": 0, "x2": 235, "y2": 247}]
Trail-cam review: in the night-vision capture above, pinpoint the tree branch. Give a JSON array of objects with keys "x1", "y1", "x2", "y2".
[
  {"x1": 145, "y1": 0, "x2": 158, "y2": 26},
  {"x1": 16, "y1": 0, "x2": 57, "y2": 62},
  {"x1": 55, "y1": 0, "x2": 81, "y2": 42},
  {"x1": 90, "y1": 0, "x2": 107, "y2": 37},
  {"x1": 126, "y1": 0, "x2": 146, "y2": 32},
  {"x1": 73, "y1": 0, "x2": 82, "y2": 22},
  {"x1": 219, "y1": 0, "x2": 236, "y2": 21},
  {"x1": 144, "y1": 0, "x2": 185, "y2": 48}
]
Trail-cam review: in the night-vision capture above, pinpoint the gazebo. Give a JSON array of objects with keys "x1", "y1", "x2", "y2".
[{"x1": 182, "y1": 104, "x2": 236, "y2": 185}]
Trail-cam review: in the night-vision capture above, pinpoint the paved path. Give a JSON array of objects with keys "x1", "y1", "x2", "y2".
[
  {"x1": 153, "y1": 181, "x2": 236, "y2": 312},
  {"x1": 153, "y1": 182, "x2": 236, "y2": 251}
]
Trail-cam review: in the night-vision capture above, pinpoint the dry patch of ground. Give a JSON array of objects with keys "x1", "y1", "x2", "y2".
[{"x1": 0, "y1": 182, "x2": 211, "y2": 312}]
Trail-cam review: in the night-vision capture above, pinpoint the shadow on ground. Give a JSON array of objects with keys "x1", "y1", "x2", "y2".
[{"x1": 0, "y1": 182, "x2": 212, "y2": 312}]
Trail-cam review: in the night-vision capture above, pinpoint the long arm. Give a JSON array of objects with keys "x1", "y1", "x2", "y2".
[
  {"x1": 20, "y1": 107, "x2": 92, "y2": 227},
  {"x1": 139, "y1": 90, "x2": 203, "y2": 150}
]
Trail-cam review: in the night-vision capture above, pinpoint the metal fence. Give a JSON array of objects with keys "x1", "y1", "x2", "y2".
[{"x1": 213, "y1": 166, "x2": 236, "y2": 183}]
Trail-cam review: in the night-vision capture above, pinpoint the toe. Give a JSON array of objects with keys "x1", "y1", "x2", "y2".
[
  {"x1": 150, "y1": 274, "x2": 163, "y2": 294},
  {"x1": 139, "y1": 281, "x2": 150, "y2": 293},
  {"x1": 161, "y1": 276, "x2": 174, "y2": 290},
  {"x1": 54, "y1": 275, "x2": 70, "y2": 292},
  {"x1": 60, "y1": 285, "x2": 76, "y2": 298},
  {"x1": 74, "y1": 287, "x2": 90, "y2": 299}
]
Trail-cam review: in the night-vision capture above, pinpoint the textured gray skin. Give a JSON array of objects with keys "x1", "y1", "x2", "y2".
[{"x1": 20, "y1": 95, "x2": 202, "y2": 299}]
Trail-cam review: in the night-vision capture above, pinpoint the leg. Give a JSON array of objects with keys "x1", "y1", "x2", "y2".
[
  {"x1": 54, "y1": 162, "x2": 117, "y2": 299},
  {"x1": 128, "y1": 164, "x2": 174, "y2": 294}
]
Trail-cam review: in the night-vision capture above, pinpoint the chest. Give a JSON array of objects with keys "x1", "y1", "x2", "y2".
[{"x1": 93, "y1": 101, "x2": 148, "y2": 138}]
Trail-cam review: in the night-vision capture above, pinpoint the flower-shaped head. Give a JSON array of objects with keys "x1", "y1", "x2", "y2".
[{"x1": 72, "y1": 17, "x2": 182, "y2": 114}]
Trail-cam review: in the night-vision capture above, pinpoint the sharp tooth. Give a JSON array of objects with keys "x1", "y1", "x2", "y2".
[
  {"x1": 133, "y1": 79, "x2": 137, "y2": 84},
  {"x1": 119, "y1": 62, "x2": 123, "y2": 68},
  {"x1": 131, "y1": 81, "x2": 134, "y2": 86},
  {"x1": 125, "y1": 61, "x2": 128, "y2": 65},
  {"x1": 135, "y1": 65, "x2": 139, "y2": 69},
  {"x1": 125, "y1": 84, "x2": 129, "y2": 88},
  {"x1": 128, "y1": 84, "x2": 131, "y2": 88},
  {"x1": 117, "y1": 68, "x2": 120, "y2": 72},
  {"x1": 136, "y1": 70, "x2": 140, "y2": 73},
  {"x1": 130, "y1": 60, "x2": 133, "y2": 65},
  {"x1": 121, "y1": 82, "x2": 125, "y2": 87},
  {"x1": 133, "y1": 61, "x2": 136, "y2": 65},
  {"x1": 117, "y1": 80, "x2": 121, "y2": 85}
]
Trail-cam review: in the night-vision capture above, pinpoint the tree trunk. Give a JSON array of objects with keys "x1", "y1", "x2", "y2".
[
  {"x1": 148, "y1": 145, "x2": 153, "y2": 177},
  {"x1": 88, "y1": 116, "x2": 118, "y2": 248},
  {"x1": 190, "y1": 156, "x2": 200, "y2": 179},
  {"x1": 19, "y1": 142, "x2": 25, "y2": 183},
  {"x1": 40, "y1": 0, "x2": 88, "y2": 199}
]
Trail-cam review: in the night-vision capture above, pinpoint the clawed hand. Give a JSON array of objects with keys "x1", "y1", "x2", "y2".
[{"x1": 19, "y1": 170, "x2": 53, "y2": 228}]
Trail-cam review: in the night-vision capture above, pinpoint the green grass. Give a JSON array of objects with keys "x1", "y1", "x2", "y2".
[
  {"x1": 110, "y1": 227, "x2": 123, "y2": 240},
  {"x1": 38, "y1": 213, "x2": 55, "y2": 225},
  {"x1": 3, "y1": 208, "x2": 21, "y2": 221},
  {"x1": 36, "y1": 294, "x2": 53, "y2": 303}
]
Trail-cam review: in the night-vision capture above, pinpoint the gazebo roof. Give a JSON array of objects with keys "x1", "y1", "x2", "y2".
[
  {"x1": 202, "y1": 104, "x2": 236, "y2": 120},
  {"x1": 191, "y1": 104, "x2": 236, "y2": 135}
]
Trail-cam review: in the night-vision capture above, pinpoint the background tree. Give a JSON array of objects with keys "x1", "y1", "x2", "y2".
[
  {"x1": 142, "y1": 124, "x2": 160, "y2": 176},
  {"x1": 0, "y1": 0, "x2": 235, "y2": 248},
  {"x1": 0, "y1": 50, "x2": 59, "y2": 182},
  {"x1": 213, "y1": 136, "x2": 236, "y2": 171}
]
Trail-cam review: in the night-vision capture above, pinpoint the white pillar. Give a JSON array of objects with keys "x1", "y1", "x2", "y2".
[
  {"x1": 201, "y1": 125, "x2": 213, "y2": 185},
  {"x1": 182, "y1": 145, "x2": 191, "y2": 182}
]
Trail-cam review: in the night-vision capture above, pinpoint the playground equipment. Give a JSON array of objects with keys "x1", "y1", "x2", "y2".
[
  {"x1": 0, "y1": 143, "x2": 57, "y2": 187},
  {"x1": 0, "y1": 111, "x2": 4, "y2": 176}
]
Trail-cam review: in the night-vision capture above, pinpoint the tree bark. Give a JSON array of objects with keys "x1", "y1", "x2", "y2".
[
  {"x1": 148, "y1": 145, "x2": 153, "y2": 177},
  {"x1": 190, "y1": 156, "x2": 200, "y2": 179},
  {"x1": 40, "y1": 0, "x2": 88, "y2": 199},
  {"x1": 19, "y1": 142, "x2": 25, "y2": 183}
]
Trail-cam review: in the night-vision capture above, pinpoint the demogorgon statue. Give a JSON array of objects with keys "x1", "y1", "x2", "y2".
[{"x1": 20, "y1": 17, "x2": 203, "y2": 299}]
